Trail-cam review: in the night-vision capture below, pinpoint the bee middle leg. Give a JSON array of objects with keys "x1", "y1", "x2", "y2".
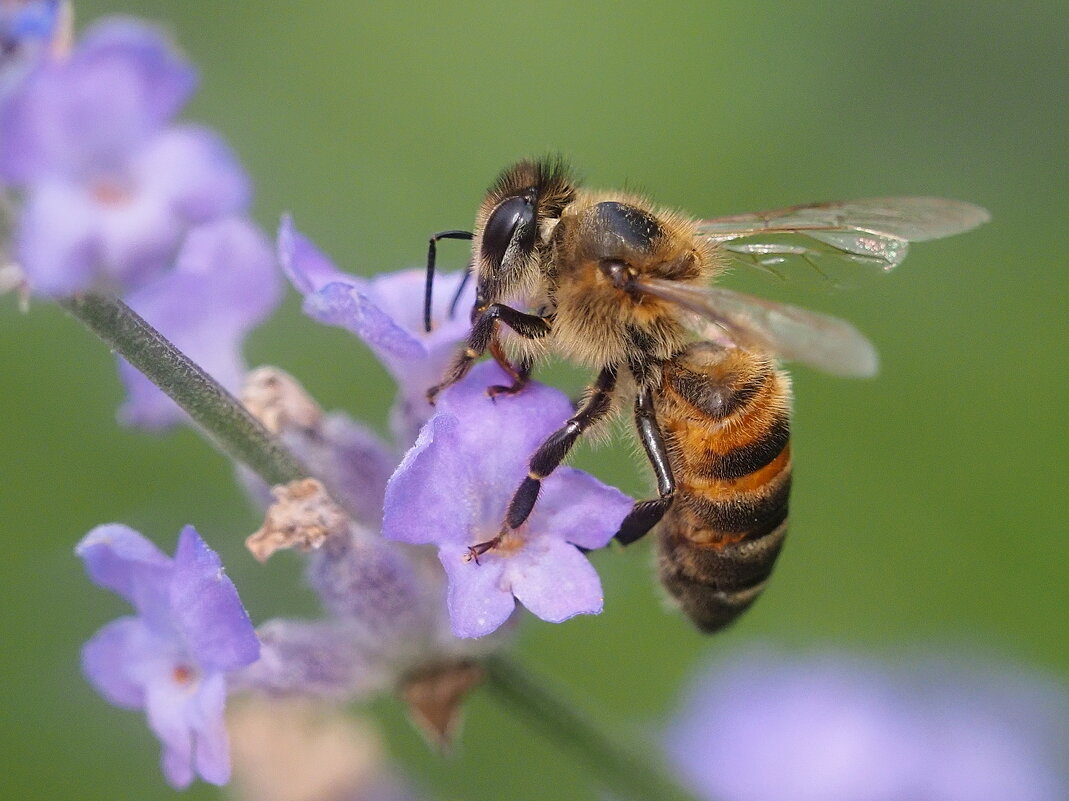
[
  {"x1": 490, "y1": 365, "x2": 620, "y2": 543},
  {"x1": 615, "y1": 386, "x2": 675, "y2": 546}
]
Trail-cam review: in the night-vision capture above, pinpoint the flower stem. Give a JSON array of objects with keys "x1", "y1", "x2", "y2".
[
  {"x1": 483, "y1": 654, "x2": 701, "y2": 801},
  {"x1": 61, "y1": 292, "x2": 307, "y2": 485}
]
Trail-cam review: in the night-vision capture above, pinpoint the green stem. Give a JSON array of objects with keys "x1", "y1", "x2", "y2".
[
  {"x1": 483, "y1": 655, "x2": 701, "y2": 801},
  {"x1": 62, "y1": 292, "x2": 307, "y2": 485},
  {"x1": 64, "y1": 291, "x2": 702, "y2": 801}
]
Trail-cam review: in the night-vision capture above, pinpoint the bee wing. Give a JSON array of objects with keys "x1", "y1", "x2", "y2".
[
  {"x1": 638, "y1": 278, "x2": 879, "y2": 378},
  {"x1": 697, "y1": 197, "x2": 990, "y2": 279}
]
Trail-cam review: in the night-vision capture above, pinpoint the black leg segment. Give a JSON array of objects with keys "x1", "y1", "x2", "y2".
[
  {"x1": 427, "y1": 303, "x2": 552, "y2": 403},
  {"x1": 615, "y1": 387, "x2": 676, "y2": 546},
  {"x1": 424, "y1": 230, "x2": 473, "y2": 333},
  {"x1": 504, "y1": 365, "x2": 618, "y2": 530}
]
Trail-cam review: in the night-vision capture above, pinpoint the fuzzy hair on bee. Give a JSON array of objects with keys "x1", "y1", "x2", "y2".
[{"x1": 423, "y1": 157, "x2": 989, "y2": 632}]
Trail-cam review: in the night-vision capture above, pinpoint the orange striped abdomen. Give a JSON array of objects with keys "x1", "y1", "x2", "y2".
[{"x1": 656, "y1": 342, "x2": 792, "y2": 632}]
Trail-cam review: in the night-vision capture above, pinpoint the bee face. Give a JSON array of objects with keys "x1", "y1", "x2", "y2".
[{"x1": 472, "y1": 159, "x2": 575, "y2": 310}]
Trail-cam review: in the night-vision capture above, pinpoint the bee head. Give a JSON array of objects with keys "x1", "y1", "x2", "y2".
[{"x1": 473, "y1": 158, "x2": 575, "y2": 311}]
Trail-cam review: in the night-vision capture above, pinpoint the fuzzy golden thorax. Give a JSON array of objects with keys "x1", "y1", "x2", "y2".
[{"x1": 544, "y1": 190, "x2": 721, "y2": 371}]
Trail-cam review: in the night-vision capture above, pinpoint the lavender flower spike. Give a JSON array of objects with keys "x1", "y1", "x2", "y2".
[
  {"x1": 0, "y1": 18, "x2": 249, "y2": 295},
  {"x1": 77, "y1": 523, "x2": 260, "y2": 789},
  {"x1": 665, "y1": 646, "x2": 1069, "y2": 801},
  {"x1": 278, "y1": 215, "x2": 474, "y2": 442},
  {"x1": 383, "y1": 362, "x2": 633, "y2": 638}
]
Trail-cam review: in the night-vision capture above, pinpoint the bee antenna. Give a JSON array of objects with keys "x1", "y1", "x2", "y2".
[
  {"x1": 425, "y1": 230, "x2": 473, "y2": 333},
  {"x1": 448, "y1": 261, "x2": 474, "y2": 319}
]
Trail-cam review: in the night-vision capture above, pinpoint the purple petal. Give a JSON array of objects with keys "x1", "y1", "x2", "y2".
[
  {"x1": 80, "y1": 616, "x2": 147, "y2": 709},
  {"x1": 508, "y1": 536, "x2": 605, "y2": 623},
  {"x1": 534, "y1": 467, "x2": 633, "y2": 551},
  {"x1": 169, "y1": 525, "x2": 259, "y2": 673},
  {"x1": 0, "y1": 17, "x2": 196, "y2": 183},
  {"x1": 133, "y1": 124, "x2": 249, "y2": 223},
  {"x1": 666, "y1": 648, "x2": 1069, "y2": 801},
  {"x1": 382, "y1": 413, "x2": 472, "y2": 545},
  {"x1": 1, "y1": 1, "x2": 61, "y2": 41},
  {"x1": 0, "y1": 1, "x2": 63, "y2": 100},
  {"x1": 15, "y1": 178, "x2": 101, "y2": 295},
  {"x1": 304, "y1": 281, "x2": 424, "y2": 363},
  {"x1": 119, "y1": 217, "x2": 281, "y2": 429},
  {"x1": 433, "y1": 361, "x2": 574, "y2": 490},
  {"x1": 277, "y1": 215, "x2": 361, "y2": 295},
  {"x1": 366, "y1": 267, "x2": 474, "y2": 348},
  {"x1": 439, "y1": 542, "x2": 516, "y2": 639},
  {"x1": 187, "y1": 672, "x2": 231, "y2": 785},
  {"x1": 144, "y1": 678, "x2": 195, "y2": 789},
  {"x1": 76, "y1": 523, "x2": 170, "y2": 608}
]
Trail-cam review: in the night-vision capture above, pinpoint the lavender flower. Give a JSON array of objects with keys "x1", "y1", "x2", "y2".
[
  {"x1": 0, "y1": 1, "x2": 68, "y2": 100},
  {"x1": 116, "y1": 216, "x2": 281, "y2": 429},
  {"x1": 278, "y1": 215, "x2": 474, "y2": 442},
  {"x1": 77, "y1": 523, "x2": 260, "y2": 789},
  {"x1": 382, "y1": 362, "x2": 633, "y2": 639},
  {"x1": 0, "y1": 18, "x2": 249, "y2": 295},
  {"x1": 235, "y1": 369, "x2": 503, "y2": 717},
  {"x1": 665, "y1": 646, "x2": 1069, "y2": 801}
]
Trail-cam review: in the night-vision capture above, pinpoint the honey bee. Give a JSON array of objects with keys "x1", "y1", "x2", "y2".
[{"x1": 424, "y1": 158, "x2": 988, "y2": 632}]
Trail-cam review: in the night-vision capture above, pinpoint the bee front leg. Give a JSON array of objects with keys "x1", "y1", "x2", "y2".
[
  {"x1": 615, "y1": 386, "x2": 676, "y2": 545},
  {"x1": 427, "y1": 304, "x2": 551, "y2": 403},
  {"x1": 487, "y1": 341, "x2": 533, "y2": 399}
]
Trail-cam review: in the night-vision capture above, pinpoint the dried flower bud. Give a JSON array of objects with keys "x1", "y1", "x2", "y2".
[
  {"x1": 401, "y1": 661, "x2": 485, "y2": 751},
  {"x1": 247, "y1": 478, "x2": 349, "y2": 562},
  {"x1": 242, "y1": 366, "x2": 323, "y2": 435}
]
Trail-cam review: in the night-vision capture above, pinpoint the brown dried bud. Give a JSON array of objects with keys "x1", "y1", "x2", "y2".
[
  {"x1": 242, "y1": 366, "x2": 322, "y2": 435},
  {"x1": 247, "y1": 478, "x2": 348, "y2": 562},
  {"x1": 401, "y1": 661, "x2": 485, "y2": 752}
]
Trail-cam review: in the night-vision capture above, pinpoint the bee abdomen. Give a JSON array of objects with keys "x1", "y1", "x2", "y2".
[
  {"x1": 657, "y1": 517, "x2": 788, "y2": 632},
  {"x1": 656, "y1": 343, "x2": 793, "y2": 632}
]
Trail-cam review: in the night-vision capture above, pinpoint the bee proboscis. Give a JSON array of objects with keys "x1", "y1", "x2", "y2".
[{"x1": 425, "y1": 159, "x2": 988, "y2": 632}]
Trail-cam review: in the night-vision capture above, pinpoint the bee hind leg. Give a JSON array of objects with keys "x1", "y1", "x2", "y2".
[
  {"x1": 615, "y1": 387, "x2": 675, "y2": 546},
  {"x1": 499, "y1": 364, "x2": 619, "y2": 534}
]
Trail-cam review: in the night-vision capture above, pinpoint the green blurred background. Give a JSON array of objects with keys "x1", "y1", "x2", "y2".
[{"x1": 2, "y1": 2, "x2": 1066, "y2": 799}]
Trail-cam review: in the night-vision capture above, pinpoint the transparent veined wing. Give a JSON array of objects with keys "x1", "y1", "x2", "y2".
[
  {"x1": 696, "y1": 197, "x2": 989, "y2": 279},
  {"x1": 637, "y1": 277, "x2": 879, "y2": 378}
]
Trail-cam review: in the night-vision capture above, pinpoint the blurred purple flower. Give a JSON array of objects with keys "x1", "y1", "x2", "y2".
[
  {"x1": 278, "y1": 215, "x2": 474, "y2": 442},
  {"x1": 77, "y1": 523, "x2": 260, "y2": 789},
  {"x1": 382, "y1": 362, "x2": 632, "y2": 638},
  {"x1": 0, "y1": 1, "x2": 66, "y2": 100},
  {"x1": 665, "y1": 646, "x2": 1069, "y2": 801},
  {"x1": 0, "y1": 18, "x2": 248, "y2": 295},
  {"x1": 117, "y1": 216, "x2": 281, "y2": 429}
]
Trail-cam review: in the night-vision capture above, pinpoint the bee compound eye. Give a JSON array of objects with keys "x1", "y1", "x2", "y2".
[{"x1": 481, "y1": 194, "x2": 536, "y2": 270}]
